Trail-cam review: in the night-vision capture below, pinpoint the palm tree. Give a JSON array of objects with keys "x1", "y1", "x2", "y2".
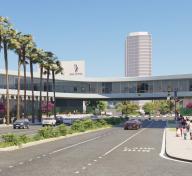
[
  {"x1": 43, "y1": 52, "x2": 55, "y2": 117},
  {"x1": 36, "y1": 49, "x2": 46, "y2": 122},
  {"x1": 19, "y1": 34, "x2": 33, "y2": 119},
  {"x1": 8, "y1": 32, "x2": 23, "y2": 120},
  {"x1": 51, "y1": 60, "x2": 63, "y2": 118},
  {"x1": 26, "y1": 46, "x2": 38, "y2": 123},
  {"x1": 0, "y1": 16, "x2": 15, "y2": 124}
]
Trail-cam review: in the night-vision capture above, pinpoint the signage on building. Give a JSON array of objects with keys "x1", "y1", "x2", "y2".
[{"x1": 60, "y1": 60, "x2": 85, "y2": 77}]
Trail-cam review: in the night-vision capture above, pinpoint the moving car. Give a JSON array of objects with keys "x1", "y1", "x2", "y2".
[
  {"x1": 13, "y1": 119, "x2": 29, "y2": 129},
  {"x1": 42, "y1": 117, "x2": 56, "y2": 126},
  {"x1": 124, "y1": 119, "x2": 141, "y2": 130}
]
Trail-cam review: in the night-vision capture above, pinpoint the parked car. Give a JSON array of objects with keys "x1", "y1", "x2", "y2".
[
  {"x1": 13, "y1": 119, "x2": 29, "y2": 129},
  {"x1": 124, "y1": 119, "x2": 142, "y2": 130},
  {"x1": 42, "y1": 117, "x2": 56, "y2": 127}
]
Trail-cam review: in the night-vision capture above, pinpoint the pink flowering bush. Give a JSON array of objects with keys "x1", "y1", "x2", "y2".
[
  {"x1": 0, "y1": 102, "x2": 5, "y2": 113},
  {"x1": 41, "y1": 101, "x2": 54, "y2": 113},
  {"x1": 186, "y1": 102, "x2": 192, "y2": 109}
]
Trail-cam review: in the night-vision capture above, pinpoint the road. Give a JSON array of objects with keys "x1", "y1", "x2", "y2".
[
  {"x1": 0, "y1": 125, "x2": 41, "y2": 136},
  {"x1": 0, "y1": 119, "x2": 191, "y2": 176}
]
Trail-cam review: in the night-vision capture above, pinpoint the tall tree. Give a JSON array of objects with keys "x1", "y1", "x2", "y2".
[
  {"x1": 0, "y1": 17, "x2": 15, "y2": 124},
  {"x1": 43, "y1": 52, "x2": 55, "y2": 117},
  {"x1": 26, "y1": 46, "x2": 38, "y2": 123},
  {"x1": 50, "y1": 60, "x2": 63, "y2": 118},
  {"x1": 20, "y1": 34, "x2": 33, "y2": 119}
]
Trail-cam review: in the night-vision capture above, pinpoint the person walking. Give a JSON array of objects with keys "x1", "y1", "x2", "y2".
[{"x1": 189, "y1": 120, "x2": 192, "y2": 140}]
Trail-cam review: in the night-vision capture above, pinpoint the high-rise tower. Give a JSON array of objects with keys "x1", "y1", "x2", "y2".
[{"x1": 125, "y1": 32, "x2": 152, "y2": 77}]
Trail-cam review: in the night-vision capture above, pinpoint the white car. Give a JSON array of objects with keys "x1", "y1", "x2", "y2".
[{"x1": 42, "y1": 117, "x2": 56, "y2": 126}]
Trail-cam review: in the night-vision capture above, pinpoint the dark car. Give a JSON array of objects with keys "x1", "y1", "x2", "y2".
[
  {"x1": 55, "y1": 116, "x2": 64, "y2": 125},
  {"x1": 13, "y1": 119, "x2": 29, "y2": 129},
  {"x1": 124, "y1": 119, "x2": 141, "y2": 130}
]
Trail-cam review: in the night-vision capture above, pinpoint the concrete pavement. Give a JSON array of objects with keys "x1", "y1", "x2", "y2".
[{"x1": 165, "y1": 128, "x2": 192, "y2": 162}]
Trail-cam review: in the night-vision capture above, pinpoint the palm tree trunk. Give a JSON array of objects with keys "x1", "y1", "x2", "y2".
[
  {"x1": 46, "y1": 69, "x2": 50, "y2": 117},
  {"x1": 23, "y1": 47, "x2": 27, "y2": 119},
  {"x1": 39, "y1": 66, "x2": 43, "y2": 122},
  {"x1": 30, "y1": 60, "x2": 35, "y2": 123},
  {"x1": 17, "y1": 51, "x2": 21, "y2": 120},
  {"x1": 52, "y1": 70, "x2": 56, "y2": 119},
  {"x1": 3, "y1": 41, "x2": 10, "y2": 124}
]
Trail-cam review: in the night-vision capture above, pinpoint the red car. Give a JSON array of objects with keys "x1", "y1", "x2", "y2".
[{"x1": 124, "y1": 119, "x2": 142, "y2": 130}]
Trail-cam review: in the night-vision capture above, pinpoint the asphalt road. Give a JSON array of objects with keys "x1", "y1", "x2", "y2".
[
  {"x1": 0, "y1": 125, "x2": 41, "y2": 136},
  {"x1": 0, "y1": 119, "x2": 191, "y2": 176}
]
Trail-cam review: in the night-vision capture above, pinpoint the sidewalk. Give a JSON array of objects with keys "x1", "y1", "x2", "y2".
[
  {"x1": 0, "y1": 124, "x2": 12, "y2": 128},
  {"x1": 165, "y1": 128, "x2": 192, "y2": 162}
]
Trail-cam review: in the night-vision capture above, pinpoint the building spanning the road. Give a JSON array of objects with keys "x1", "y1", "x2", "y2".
[
  {"x1": 0, "y1": 69, "x2": 192, "y2": 116},
  {"x1": 125, "y1": 32, "x2": 152, "y2": 77}
]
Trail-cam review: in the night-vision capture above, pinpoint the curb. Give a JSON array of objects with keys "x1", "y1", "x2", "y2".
[
  {"x1": 164, "y1": 128, "x2": 192, "y2": 163},
  {"x1": 0, "y1": 126, "x2": 111, "y2": 152}
]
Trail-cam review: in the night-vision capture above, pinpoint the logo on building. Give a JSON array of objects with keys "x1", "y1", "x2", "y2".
[{"x1": 74, "y1": 64, "x2": 79, "y2": 73}]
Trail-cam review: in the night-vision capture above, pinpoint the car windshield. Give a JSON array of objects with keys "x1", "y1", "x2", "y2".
[
  {"x1": 43, "y1": 118, "x2": 54, "y2": 120},
  {"x1": 15, "y1": 120, "x2": 24, "y2": 123}
]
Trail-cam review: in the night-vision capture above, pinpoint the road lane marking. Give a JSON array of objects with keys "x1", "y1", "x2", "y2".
[
  {"x1": 28, "y1": 159, "x2": 33, "y2": 162},
  {"x1": 98, "y1": 156, "x2": 102, "y2": 159},
  {"x1": 103, "y1": 128, "x2": 146, "y2": 156},
  {"x1": 74, "y1": 171, "x2": 80, "y2": 174},
  {"x1": 50, "y1": 136, "x2": 102, "y2": 155},
  {"x1": 19, "y1": 162, "x2": 23, "y2": 165},
  {"x1": 82, "y1": 166, "x2": 86, "y2": 170},
  {"x1": 9, "y1": 166, "x2": 14, "y2": 168},
  {"x1": 103, "y1": 121, "x2": 153, "y2": 156},
  {"x1": 37, "y1": 156, "x2": 41, "y2": 159},
  {"x1": 87, "y1": 163, "x2": 92, "y2": 166},
  {"x1": 93, "y1": 160, "x2": 97, "y2": 162}
]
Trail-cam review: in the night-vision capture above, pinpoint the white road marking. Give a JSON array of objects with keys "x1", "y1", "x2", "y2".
[
  {"x1": 103, "y1": 127, "x2": 148, "y2": 156},
  {"x1": 28, "y1": 159, "x2": 33, "y2": 162},
  {"x1": 37, "y1": 156, "x2": 41, "y2": 159},
  {"x1": 159, "y1": 129, "x2": 192, "y2": 164},
  {"x1": 138, "y1": 150, "x2": 141, "y2": 152},
  {"x1": 74, "y1": 171, "x2": 80, "y2": 174},
  {"x1": 42, "y1": 154, "x2": 46, "y2": 157},
  {"x1": 19, "y1": 162, "x2": 23, "y2": 165},
  {"x1": 50, "y1": 136, "x2": 102, "y2": 155},
  {"x1": 87, "y1": 163, "x2": 92, "y2": 166},
  {"x1": 93, "y1": 160, "x2": 97, "y2": 162},
  {"x1": 82, "y1": 166, "x2": 86, "y2": 170},
  {"x1": 132, "y1": 149, "x2": 135, "y2": 151},
  {"x1": 9, "y1": 166, "x2": 14, "y2": 168},
  {"x1": 98, "y1": 156, "x2": 102, "y2": 159}
]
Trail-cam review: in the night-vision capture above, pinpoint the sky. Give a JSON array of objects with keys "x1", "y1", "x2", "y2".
[{"x1": 1, "y1": 0, "x2": 192, "y2": 77}]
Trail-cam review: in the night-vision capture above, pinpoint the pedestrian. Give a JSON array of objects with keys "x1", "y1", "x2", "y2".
[
  {"x1": 176, "y1": 127, "x2": 181, "y2": 137},
  {"x1": 189, "y1": 120, "x2": 192, "y2": 140},
  {"x1": 183, "y1": 126, "x2": 187, "y2": 140}
]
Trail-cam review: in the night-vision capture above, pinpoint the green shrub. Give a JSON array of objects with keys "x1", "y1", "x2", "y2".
[
  {"x1": 38, "y1": 126, "x2": 54, "y2": 138},
  {"x1": 19, "y1": 134, "x2": 31, "y2": 143},
  {"x1": 71, "y1": 120, "x2": 85, "y2": 132},
  {"x1": 57, "y1": 124, "x2": 67, "y2": 136},
  {"x1": 33, "y1": 134, "x2": 44, "y2": 141},
  {"x1": 1, "y1": 134, "x2": 20, "y2": 145},
  {"x1": 83, "y1": 119, "x2": 95, "y2": 130},
  {"x1": 97, "y1": 119, "x2": 107, "y2": 126}
]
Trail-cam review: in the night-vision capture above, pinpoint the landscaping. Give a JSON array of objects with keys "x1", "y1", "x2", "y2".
[{"x1": 0, "y1": 117, "x2": 125, "y2": 148}]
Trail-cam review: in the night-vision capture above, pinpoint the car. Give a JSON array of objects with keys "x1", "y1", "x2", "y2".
[
  {"x1": 42, "y1": 117, "x2": 56, "y2": 126},
  {"x1": 13, "y1": 119, "x2": 29, "y2": 129},
  {"x1": 124, "y1": 119, "x2": 142, "y2": 130}
]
